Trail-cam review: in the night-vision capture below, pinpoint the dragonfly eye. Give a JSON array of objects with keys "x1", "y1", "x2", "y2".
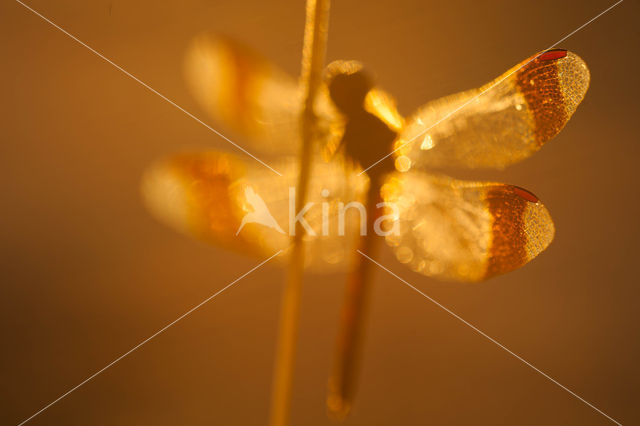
[{"x1": 327, "y1": 70, "x2": 373, "y2": 115}]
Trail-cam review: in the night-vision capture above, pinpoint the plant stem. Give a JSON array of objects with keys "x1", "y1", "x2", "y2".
[{"x1": 268, "y1": 1, "x2": 330, "y2": 426}]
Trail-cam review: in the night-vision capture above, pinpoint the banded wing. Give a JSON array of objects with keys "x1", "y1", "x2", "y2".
[
  {"x1": 141, "y1": 151, "x2": 368, "y2": 270},
  {"x1": 185, "y1": 33, "x2": 339, "y2": 156},
  {"x1": 395, "y1": 50, "x2": 589, "y2": 170},
  {"x1": 382, "y1": 171, "x2": 554, "y2": 281}
]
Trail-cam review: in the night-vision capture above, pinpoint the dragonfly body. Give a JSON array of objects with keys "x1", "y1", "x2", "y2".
[
  {"x1": 142, "y1": 33, "x2": 590, "y2": 418},
  {"x1": 328, "y1": 68, "x2": 397, "y2": 178},
  {"x1": 325, "y1": 67, "x2": 398, "y2": 417}
]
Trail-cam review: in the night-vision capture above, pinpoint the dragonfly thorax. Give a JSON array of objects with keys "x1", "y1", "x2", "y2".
[{"x1": 327, "y1": 69, "x2": 397, "y2": 179}]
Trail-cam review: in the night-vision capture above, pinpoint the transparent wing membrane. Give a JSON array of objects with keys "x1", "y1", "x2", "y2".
[
  {"x1": 185, "y1": 33, "x2": 339, "y2": 156},
  {"x1": 142, "y1": 152, "x2": 369, "y2": 270},
  {"x1": 395, "y1": 50, "x2": 589, "y2": 170},
  {"x1": 382, "y1": 171, "x2": 555, "y2": 281}
]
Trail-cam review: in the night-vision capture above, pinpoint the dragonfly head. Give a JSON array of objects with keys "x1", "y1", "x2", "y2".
[{"x1": 326, "y1": 60, "x2": 373, "y2": 117}]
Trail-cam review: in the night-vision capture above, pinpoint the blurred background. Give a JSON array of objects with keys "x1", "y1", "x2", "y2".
[{"x1": 1, "y1": 0, "x2": 638, "y2": 424}]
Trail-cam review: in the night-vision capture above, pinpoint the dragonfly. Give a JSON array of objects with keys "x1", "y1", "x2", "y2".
[{"x1": 142, "y1": 33, "x2": 589, "y2": 418}]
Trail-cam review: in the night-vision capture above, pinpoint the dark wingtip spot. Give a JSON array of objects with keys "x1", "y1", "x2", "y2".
[
  {"x1": 516, "y1": 50, "x2": 568, "y2": 145},
  {"x1": 513, "y1": 186, "x2": 539, "y2": 203},
  {"x1": 539, "y1": 49, "x2": 567, "y2": 61}
]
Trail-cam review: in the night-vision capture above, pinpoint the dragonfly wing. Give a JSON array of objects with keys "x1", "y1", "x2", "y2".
[
  {"x1": 364, "y1": 87, "x2": 405, "y2": 132},
  {"x1": 381, "y1": 170, "x2": 554, "y2": 281},
  {"x1": 185, "y1": 33, "x2": 338, "y2": 156},
  {"x1": 142, "y1": 151, "x2": 368, "y2": 270},
  {"x1": 396, "y1": 50, "x2": 589, "y2": 170}
]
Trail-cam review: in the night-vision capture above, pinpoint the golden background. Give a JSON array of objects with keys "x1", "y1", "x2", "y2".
[{"x1": 1, "y1": 0, "x2": 638, "y2": 424}]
